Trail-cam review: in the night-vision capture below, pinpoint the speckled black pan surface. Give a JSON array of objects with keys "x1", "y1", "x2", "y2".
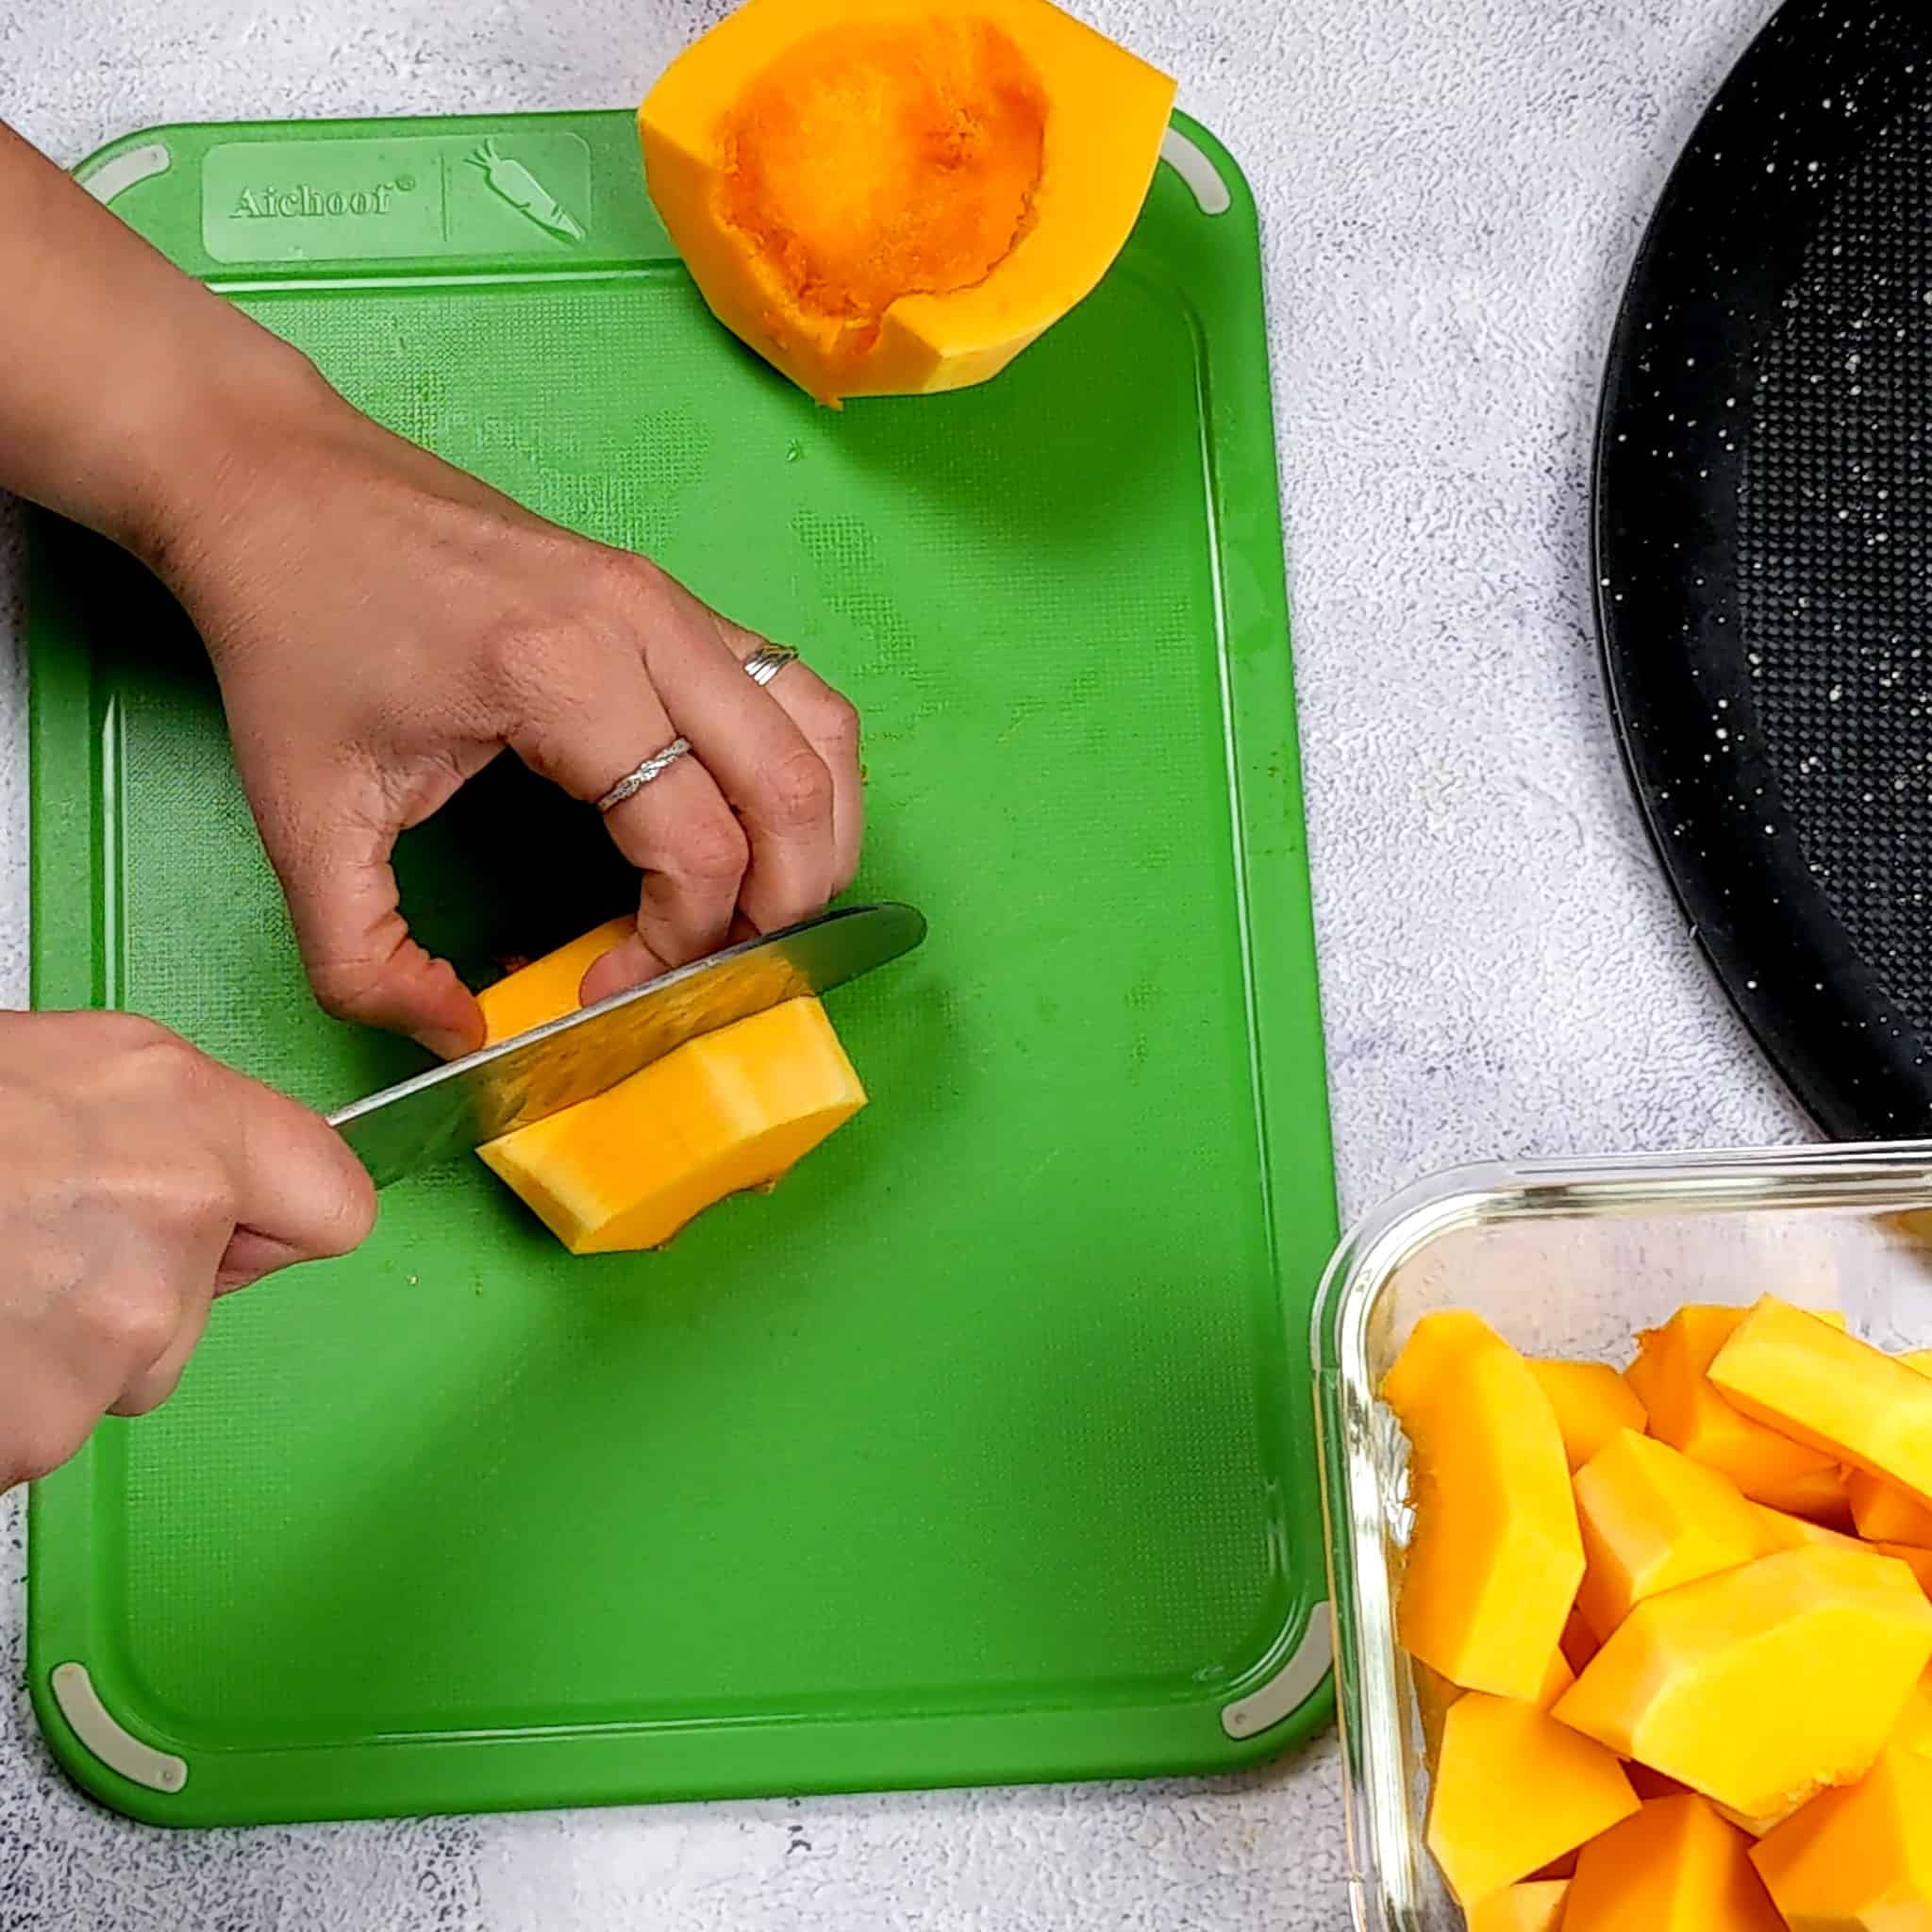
[{"x1": 1599, "y1": 0, "x2": 1932, "y2": 1138}]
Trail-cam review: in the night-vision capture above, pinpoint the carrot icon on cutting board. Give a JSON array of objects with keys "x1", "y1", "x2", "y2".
[{"x1": 466, "y1": 139, "x2": 585, "y2": 242}]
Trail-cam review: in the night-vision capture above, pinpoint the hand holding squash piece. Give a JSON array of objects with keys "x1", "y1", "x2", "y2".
[{"x1": 168, "y1": 386, "x2": 862, "y2": 1055}]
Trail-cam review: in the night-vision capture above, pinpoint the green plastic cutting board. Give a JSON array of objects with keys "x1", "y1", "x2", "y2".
[{"x1": 26, "y1": 109, "x2": 1338, "y2": 1825}]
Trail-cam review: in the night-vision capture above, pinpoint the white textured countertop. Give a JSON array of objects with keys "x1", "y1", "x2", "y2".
[{"x1": 0, "y1": 1, "x2": 1805, "y2": 1924}]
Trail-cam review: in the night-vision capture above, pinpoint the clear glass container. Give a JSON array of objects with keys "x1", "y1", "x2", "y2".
[{"x1": 1312, "y1": 1141, "x2": 1932, "y2": 1931}]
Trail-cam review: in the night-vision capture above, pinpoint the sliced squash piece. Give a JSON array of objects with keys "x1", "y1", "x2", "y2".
[
  {"x1": 1875, "y1": 1542, "x2": 1932, "y2": 1597},
  {"x1": 1748, "y1": 1502, "x2": 1871, "y2": 1558},
  {"x1": 475, "y1": 920, "x2": 866, "y2": 1254},
  {"x1": 1468, "y1": 1881, "x2": 1571, "y2": 1932},
  {"x1": 1848, "y1": 1469, "x2": 1932, "y2": 1547},
  {"x1": 1380, "y1": 1312, "x2": 1584, "y2": 1699},
  {"x1": 1711, "y1": 1794, "x2": 1809, "y2": 1840},
  {"x1": 1751, "y1": 1749, "x2": 1932, "y2": 1929},
  {"x1": 1572, "y1": 1429, "x2": 1768, "y2": 1639},
  {"x1": 1535, "y1": 1645, "x2": 1575, "y2": 1710},
  {"x1": 1560, "y1": 1605, "x2": 1601, "y2": 1675},
  {"x1": 1563, "y1": 1795, "x2": 1784, "y2": 1932},
  {"x1": 1411, "y1": 1658, "x2": 1460, "y2": 1770},
  {"x1": 1553, "y1": 1543, "x2": 1932, "y2": 1822},
  {"x1": 1891, "y1": 1670, "x2": 1932, "y2": 1761},
  {"x1": 1424, "y1": 1691, "x2": 1639, "y2": 1907},
  {"x1": 1627, "y1": 1763, "x2": 1693, "y2": 1801},
  {"x1": 1710, "y1": 1296, "x2": 1932, "y2": 1510},
  {"x1": 639, "y1": 0, "x2": 1176, "y2": 404},
  {"x1": 1625, "y1": 1304, "x2": 1850, "y2": 1522},
  {"x1": 1843, "y1": 1347, "x2": 1932, "y2": 1544},
  {"x1": 1529, "y1": 1358, "x2": 1649, "y2": 1472},
  {"x1": 1413, "y1": 1646, "x2": 1579, "y2": 1772}
]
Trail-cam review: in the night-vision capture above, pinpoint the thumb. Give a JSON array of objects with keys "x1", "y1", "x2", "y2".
[
  {"x1": 219, "y1": 1081, "x2": 377, "y2": 1296},
  {"x1": 258, "y1": 793, "x2": 484, "y2": 1059}
]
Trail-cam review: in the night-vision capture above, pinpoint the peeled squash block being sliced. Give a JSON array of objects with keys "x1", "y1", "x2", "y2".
[
  {"x1": 1528, "y1": 1358, "x2": 1649, "y2": 1473},
  {"x1": 1554, "y1": 1543, "x2": 1932, "y2": 1822},
  {"x1": 1710, "y1": 1296, "x2": 1932, "y2": 1510},
  {"x1": 1572, "y1": 1429, "x2": 1769, "y2": 1639},
  {"x1": 1625, "y1": 1304, "x2": 1850, "y2": 1522},
  {"x1": 1751, "y1": 1749, "x2": 1932, "y2": 1929},
  {"x1": 1468, "y1": 1882, "x2": 1571, "y2": 1932},
  {"x1": 639, "y1": 0, "x2": 1176, "y2": 404},
  {"x1": 1424, "y1": 1692, "x2": 1639, "y2": 1907},
  {"x1": 1563, "y1": 1795, "x2": 1784, "y2": 1932},
  {"x1": 475, "y1": 920, "x2": 866, "y2": 1254},
  {"x1": 1380, "y1": 1312, "x2": 1585, "y2": 1700}
]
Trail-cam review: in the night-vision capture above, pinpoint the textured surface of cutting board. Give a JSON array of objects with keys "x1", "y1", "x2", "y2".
[{"x1": 26, "y1": 108, "x2": 1336, "y2": 1824}]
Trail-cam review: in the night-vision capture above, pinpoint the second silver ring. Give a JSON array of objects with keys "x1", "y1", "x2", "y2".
[
  {"x1": 596, "y1": 736, "x2": 692, "y2": 813},
  {"x1": 742, "y1": 642, "x2": 801, "y2": 688}
]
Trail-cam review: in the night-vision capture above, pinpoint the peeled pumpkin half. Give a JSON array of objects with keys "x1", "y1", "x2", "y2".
[
  {"x1": 474, "y1": 919, "x2": 867, "y2": 1254},
  {"x1": 639, "y1": 0, "x2": 1176, "y2": 403}
]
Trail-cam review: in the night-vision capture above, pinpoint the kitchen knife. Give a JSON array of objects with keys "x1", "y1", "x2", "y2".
[{"x1": 327, "y1": 902, "x2": 926, "y2": 1187}]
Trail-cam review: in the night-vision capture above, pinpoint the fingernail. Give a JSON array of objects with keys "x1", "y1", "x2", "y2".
[
  {"x1": 580, "y1": 937, "x2": 661, "y2": 1007},
  {"x1": 418, "y1": 1019, "x2": 485, "y2": 1062}
]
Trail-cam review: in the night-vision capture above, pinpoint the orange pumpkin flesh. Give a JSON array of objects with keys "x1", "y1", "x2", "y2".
[
  {"x1": 640, "y1": 0, "x2": 1175, "y2": 403},
  {"x1": 474, "y1": 919, "x2": 866, "y2": 1254}
]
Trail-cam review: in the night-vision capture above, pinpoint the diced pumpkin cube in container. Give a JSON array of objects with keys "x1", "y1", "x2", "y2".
[
  {"x1": 475, "y1": 920, "x2": 867, "y2": 1254},
  {"x1": 1561, "y1": 1606, "x2": 1601, "y2": 1674},
  {"x1": 1424, "y1": 1692, "x2": 1639, "y2": 1907},
  {"x1": 1554, "y1": 1543, "x2": 1932, "y2": 1822},
  {"x1": 1848, "y1": 1469, "x2": 1932, "y2": 1547},
  {"x1": 1381, "y1": 1313, "x2": 1585, "y2": 1699},
  {"x1": 1468, "y1": 1880, "x2": 1571, "y2": 1932},
  {"x1": 1412, "y1": 1644, "x2": 1574, "y2": 1753},
  {"x1": 1535, "y1": 1646, "x2": 1574, "y2": 1709},
  {"x1": 1711, "y1": 1793, "x2": 1809, "y2": 1840},
  {"x1": 1627, "y1": 1763, "x2": 1693, "y2": 1801},
  {"x1": 1751, "y1": 1749, "x2": 1932, "y2": 1930},
  {"x1": 1845, "y1": 1349, "x2": 1932, "y2": 1544},
  {"x1": 1572, "y1": 1429, "x2": 1768, "y2": 1639},
  {"x1": 1625, "y1": 1304, "x2": 1850, "y2": 1521},
  {"x1": 1563, "y1": 1795, "x2": 1784, "y2": 1932},
  {"x1": 639, "y1": 0, "x2": 1176, "y2": 405},
  {"x1": 1411, "y1": 1658, "x2": 1460, "y2": 1769},
  {"x1": 1529, "y1": 1358, "x2": 1649, "y2": 1472},
  {"x1": 1748, "y1": 1502, "x2": 1870, "y2": 1557},
  {"x1": 1891, "y1": 1671, "x2": 1932, "y2": 1760},
  {"x1": 1710, "y1": 1296, "x2": 1932, "y2": 1509},
  {"x1": 1874, "y1": 1542, "x2": 1932, "y2": 1596}
]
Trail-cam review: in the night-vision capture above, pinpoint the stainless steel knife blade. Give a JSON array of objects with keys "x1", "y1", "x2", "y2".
[{"x1": 327, "y1": 902, "x2": 926, "y2": 1187}]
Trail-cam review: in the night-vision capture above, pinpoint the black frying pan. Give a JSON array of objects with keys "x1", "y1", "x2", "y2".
[{"x1": 1597, "y1": 0, "x2": 1932, "y2": 1138}]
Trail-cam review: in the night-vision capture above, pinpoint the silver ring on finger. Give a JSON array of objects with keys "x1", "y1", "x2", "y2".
[
  {"x1": 596, "y1": 737, "x2": 691, "y2": 813},
  {"x1": 741, "y1": 642, "x2": 801, "y2": 688}
]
